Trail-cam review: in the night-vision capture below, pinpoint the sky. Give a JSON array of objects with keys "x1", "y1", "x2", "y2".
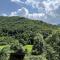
[{"x1": 0, "y1": 0, "x2": 60, "y2": 24}]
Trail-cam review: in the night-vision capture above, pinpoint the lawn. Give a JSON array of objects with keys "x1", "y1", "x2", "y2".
[{"x1": 24, "y1": 45, "x2": 33, "y2": 53}]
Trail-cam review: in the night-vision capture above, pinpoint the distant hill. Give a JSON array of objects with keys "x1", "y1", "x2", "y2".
[
  {"x1": 0, "y1": 16, "x2": 58, "y2": 30},
  {"x1": 57, "y1": 24, "x2": 60, "y2": 26},
  {"x1": 0, "y1": 16, "x2": 59, "y2": 38}
]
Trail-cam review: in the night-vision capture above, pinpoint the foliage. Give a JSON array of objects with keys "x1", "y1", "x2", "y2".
[
  {"x1": 0, "y1": 46, "x2": 10, "y2": 60},
  {"x1": 0, "y1": 16, "x2": 60, "y2": 60},
  {"x1": 32, "y1": 33, "x2": 44, "y2": 55},
  {"x1": 45, "y1": 32, "x2": 60, "y2": 60}
]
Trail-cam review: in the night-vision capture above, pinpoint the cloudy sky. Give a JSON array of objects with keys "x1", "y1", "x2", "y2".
[{"x1": 0, "y1": 0, "x2": 60, "y2": 24}]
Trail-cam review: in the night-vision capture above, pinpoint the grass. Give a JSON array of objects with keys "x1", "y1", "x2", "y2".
[
  {"x1": 0, "y1": 45, "x2": 10, "y2": 51},
  {"x1": 0, "y1": 44, "x2": 33, "y2": 54},
  {"x1": 24, "y1": 45, "x2": 33, "y2": 53},
  {"x1": 0, "y1": 44, "x2": 33, "y2": 53}
]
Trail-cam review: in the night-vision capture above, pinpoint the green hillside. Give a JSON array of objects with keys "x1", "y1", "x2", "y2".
[
  {"x1": 0, "y1": 16, "x2": 60, "y2": 60},
  {"x1": 0, "y1": 16, "x2": 59, "y2": 37}
]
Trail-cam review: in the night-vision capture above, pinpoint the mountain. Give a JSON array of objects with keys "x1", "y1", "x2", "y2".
[
  {"x1": 0, "y1": 16, "x2": 60, "y2": 60},
  {"x1": 0, "y1": 16, "x2": 58, "y2": 30},
  {"x1": 0, "y1": 16, "x2": 59, "y2": 39}
]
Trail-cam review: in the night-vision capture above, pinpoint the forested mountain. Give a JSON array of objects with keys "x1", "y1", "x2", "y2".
[
  {"x1": 0, "y1": 16, "x2": 58, "y2": 30},
  {"x1": 0, "y1": 16, "x2": 59, "y2": 40},
  {"x1": 0, "y1": 16, "x2": 59, "y2": 36},
  {"x1": 0, "y1": 16, "x2": 60, "y2": 60}
]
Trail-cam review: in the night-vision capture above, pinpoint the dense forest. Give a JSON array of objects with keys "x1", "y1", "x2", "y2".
[{"x1": 0, "y1": 16, "x2": 60, "y2": 60}]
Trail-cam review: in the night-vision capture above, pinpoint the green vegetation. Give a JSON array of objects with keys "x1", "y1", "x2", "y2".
[
  {"x1": 0, "y1": 45, "x2": 10, "y2": 51},
  {"x1": 0, "y1": 16, "x2": 60, "y2": 60},
  {"x1": 24, "y1": 45, "x2": 33, "y2": 53}
]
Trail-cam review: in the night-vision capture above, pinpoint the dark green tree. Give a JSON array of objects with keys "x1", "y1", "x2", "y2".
[{"x1": 32, "y1": 33, "x2": 44, "y2": 55}]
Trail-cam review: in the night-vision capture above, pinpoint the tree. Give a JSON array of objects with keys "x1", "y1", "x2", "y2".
[
  {"x1": 32, "y1": 33, "x2": 44, "y2": 55},
  {"x1": 45, "y1": 32, "x2": 60, "y2": 60},
  {"x1": 0, "y1": 36, "x2": 19, "y2": 45},
  {"x1": 0, "y1": 46, "x2": 10, "y2": 60}
]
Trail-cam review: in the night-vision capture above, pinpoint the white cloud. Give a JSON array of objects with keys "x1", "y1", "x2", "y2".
[
  {"x1": 11, "y1": 0, "x2": 20, "y2": 2},
  {"x1": 11, "y1": 0, "x2": 60, "y2": 16},
  {"x1": 25, "y1": 0, "x2": 60, "y2": 16},
  {"x1": 25, "y1": 0, "x2": 60, "y2": 9},
  {"x1": 11, "y1": 0, "x2": 24, "y2": 4},
  {"x1": 9, "y1": 7, "x2": 29, "y2": 17},
  {"x1": 2, "y1": 7, "x2": 28, "y2": 17},
  {"x1": 25, "y1": 0, "x2": 42, "y2": 9},
  {"x1": 10, "y1": 11, "x2": 17, "y2": 16},
  {"x1": 18, "y1": 7, "x2": 29, "y2": 17},
  {"x1": 10, "y1": 0, "x2": 60, "y2": 13},
  {"x1": 3, "y1": 7, "x2": 46, "y2": 21},
  {"x1": 28, "y1": 13, "x2": 45, "y2": 20},
  {"x1": 42, "y1": 0, "x2": 60, "y2": 14},
  {"x1": 2, "y1": 13, "x2": 8, "y2": 16}
]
